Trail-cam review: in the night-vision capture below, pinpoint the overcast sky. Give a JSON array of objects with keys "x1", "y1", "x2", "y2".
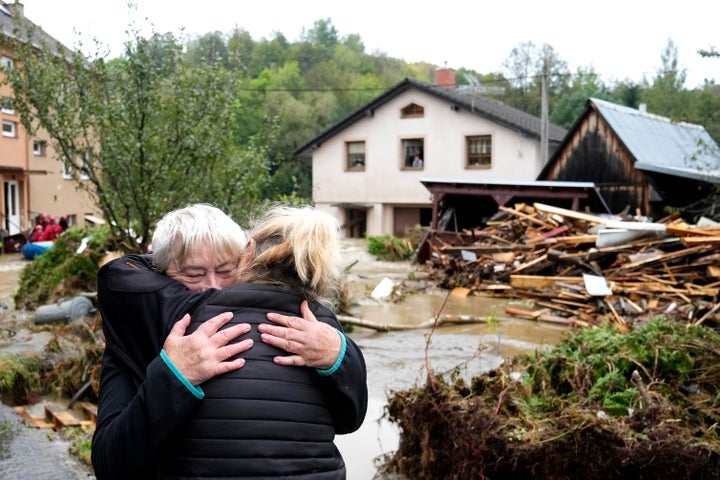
[{"x1": 19, "y1": 0, "x2": 720, "y2": 89}]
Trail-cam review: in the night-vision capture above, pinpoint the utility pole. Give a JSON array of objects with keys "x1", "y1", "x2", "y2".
[{"x1": 540, "y1": 71, "x2": 549, "y2": 166}]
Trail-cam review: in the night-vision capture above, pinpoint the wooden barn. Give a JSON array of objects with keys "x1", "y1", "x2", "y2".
[{"x1": 537, "y1": 98, "x2": 720, "y2": 221}]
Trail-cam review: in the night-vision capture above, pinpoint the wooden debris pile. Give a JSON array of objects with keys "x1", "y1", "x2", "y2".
[
  {"x1": 419, "y1": 202, "x2": 720, "y2": 330},
  {"x1": 14, "y1": 401, "x2": 97, "y2": 431}
]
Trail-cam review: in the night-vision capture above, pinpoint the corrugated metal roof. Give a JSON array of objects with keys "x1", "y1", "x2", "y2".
[{"x1": 592, "y1": 98, "x2": 720, "y2": 183}]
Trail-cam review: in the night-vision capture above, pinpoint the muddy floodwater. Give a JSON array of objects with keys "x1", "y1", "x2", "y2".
[
  {"x1": 336, "y1": 240, "x2": 567, "y2": 478},
  {"x1": 0, "y1": 241, "x2": 569, "y2": 479}
]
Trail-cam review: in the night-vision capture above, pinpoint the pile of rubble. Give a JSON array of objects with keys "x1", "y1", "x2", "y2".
[{"x1": 419, "y1": 203, "x2": 720, "y2": 331}]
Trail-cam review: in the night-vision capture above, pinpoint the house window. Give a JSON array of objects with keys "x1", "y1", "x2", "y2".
[
  {"x1": 401, "y1": 103, "x2": 424, "y2": 118},
  {"x1": 2, "y1": 120, "x2": 16, "y2": 137},
  {"x1": 80, "y1": 149, "x2": 90, "y2": 179},
  {"x1": 402, "y1": 138, "x2": 424, "y2": 169},
  {"x1": 466, "y1": 135, "x2": 492, "y2": 168},
  {"x1": 33, "y1": 140, "x2": 47, "y2": 156},
  {"x1": 1, "y1": 97, "x2": 13, "y2": 114},
  {"x1": 346, "y1": 141, "x2": 365, "y2": 170},
  {"x1": 0, "y1": 56, "x2": 13, "y2": 70},
  {"x1": 61, "y1": 156, "x2": 73, "y2": 179}
]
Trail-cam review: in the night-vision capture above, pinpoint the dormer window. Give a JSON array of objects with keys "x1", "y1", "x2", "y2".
[{"x1": 401, "y1": 103, "x2": 424, "y2": 118}]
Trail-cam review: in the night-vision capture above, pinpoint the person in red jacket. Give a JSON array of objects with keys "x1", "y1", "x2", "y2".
[
  {"x1": 30, "y1": 224, "x2": 44, "y2": 242},
  {"x1": 39, "y1": 215, "x2": 63, "y2": 241}
]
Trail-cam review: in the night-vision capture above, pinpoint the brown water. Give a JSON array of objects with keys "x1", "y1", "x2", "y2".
[
  {"x1": 338, "y1": 320, "x2": 566, "y2": 479},
  {"x1": 336, "y1": 241, "x2": 568, "y2": 478},
  {"x1": 0, "y1": 244, "x2": 568, "y2": 479}
]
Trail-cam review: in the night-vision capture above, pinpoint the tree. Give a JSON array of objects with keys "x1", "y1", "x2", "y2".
[
  {"x1": 5, "y1": 24, "x2": 270, "y2": 251},
  {"x1": 185, "y1": 31, "x2": 229, "y2": 67},
  {"x1": 641, "y1": 38, "x2": 691, "y2": 119},
  {"x1": 551, "y1": 66, "x2": 612, "y2": 129},
  {"x1": 501, "y1": 41, "x2": 569, "y2": 116}
]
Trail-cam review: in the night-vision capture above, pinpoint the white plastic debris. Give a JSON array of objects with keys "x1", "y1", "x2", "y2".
[{"x1": 371, "y1": 277, "x2": 396, "y2": 301}]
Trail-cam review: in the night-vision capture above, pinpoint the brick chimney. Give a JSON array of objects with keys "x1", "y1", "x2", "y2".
[
  {"x1": 7, "y1": 1, "x2": 25, "y2": 19},
  {"x1": 435, "y1": 68, "x2": 456, "y2": 88}
]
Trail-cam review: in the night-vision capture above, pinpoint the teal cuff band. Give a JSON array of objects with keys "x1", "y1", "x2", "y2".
[
  {"x1": 316, "y1": 330, "x2": 346, "y2": 376},
  {"x1": 160, "y1": 348, "x2": 205, "y2": 399}
]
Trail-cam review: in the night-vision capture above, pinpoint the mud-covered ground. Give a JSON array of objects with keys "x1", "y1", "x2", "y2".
[{"x1": 0, "y1": 240, "x2": 569, "y2": 479}]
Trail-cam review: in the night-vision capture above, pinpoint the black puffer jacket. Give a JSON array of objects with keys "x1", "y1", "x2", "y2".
[
  {"x1": 158, "y1": 284, "x2": 368, "y2": 479},
  {"x1": 92, "y1": 255, "x2": 368, "y2": 480}
]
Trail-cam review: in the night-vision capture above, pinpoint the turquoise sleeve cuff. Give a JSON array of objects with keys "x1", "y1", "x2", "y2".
[
  {"x1": 316, "y1": 330, "x2": 346, "y2": 376},
  {"x1": 160, "y1": 348, "x2": 205, "y2": 399}
]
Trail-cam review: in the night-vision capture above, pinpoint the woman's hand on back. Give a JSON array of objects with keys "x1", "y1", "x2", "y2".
[
  {"x1": 163, "y1": 312, "x2": 253, "y2": 385},
  {"x1": 260, "y1": 300, "x2": 342, "y2": 369}
]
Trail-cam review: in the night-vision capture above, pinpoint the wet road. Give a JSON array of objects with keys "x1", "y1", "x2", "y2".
[{"x1": 0, "y1": 243, "x2": 568, "y2": 479}]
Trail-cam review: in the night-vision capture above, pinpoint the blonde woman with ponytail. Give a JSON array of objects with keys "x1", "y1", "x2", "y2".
[{"x1": 162, "y1": 204, "x2": 367, "y2": 479}]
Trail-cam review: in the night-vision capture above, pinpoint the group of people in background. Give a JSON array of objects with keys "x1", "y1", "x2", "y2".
[{"x1": 30, "y1": 213, "x2": 69, "y2": 242}]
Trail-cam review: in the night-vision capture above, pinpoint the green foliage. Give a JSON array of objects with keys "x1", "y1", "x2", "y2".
[
  {"x1": 5, "y1": 16, "x2": 720, "y2": 244},
  {"x1": 5, "y1": 25, "x2": 272, "y2": 252},
  {"x1": 69, "y1": 436, "x2": 93, "y2": 466},
  {"x1": 384, "y1": 317, "x2": 720, "y2": 478},
  {"x1": 523, "y1": 318, "x2": 711, "y2": 416},
  {"x1": 366, "y1": 234, "x2": 415, "y2": 261},
  {"x1": 0, "y1": 354, "x2": 43, "y2": 404},
  {"x1": 13, "y1": 226, "x2": 113, "y2": 310}
]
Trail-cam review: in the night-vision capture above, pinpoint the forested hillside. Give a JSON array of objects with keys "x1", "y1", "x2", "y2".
[{"x1": 5, "y1": 17, "x2": 718, "y2": 250}]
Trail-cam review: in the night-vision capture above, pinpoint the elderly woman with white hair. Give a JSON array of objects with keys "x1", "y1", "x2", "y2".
[{"x1": 92, "y1": 203, "x2": 367, "y2": 480}]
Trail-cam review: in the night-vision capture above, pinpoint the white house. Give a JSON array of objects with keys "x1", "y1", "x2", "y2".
[{"x1": 295, "y1": 71, "x2": 568, "y2": 237}]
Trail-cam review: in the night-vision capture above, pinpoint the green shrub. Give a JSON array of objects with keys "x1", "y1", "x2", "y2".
[{"x1": 366, "y1": 234, "x2": 415, "y2": 261}]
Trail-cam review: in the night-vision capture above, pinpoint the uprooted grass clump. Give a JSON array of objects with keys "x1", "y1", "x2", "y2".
[
  {"x1": 0, "y1": 318, "x2": 104, "y2": 405},
  {"x1": 367, "y1": 234, "x2": 417, "y2": 261},
  {"x1": 13, "y1": 225, "x2": 114, "y2": 310},
  {"x1": 380, "y1": 318, "x2": 720, "y2": 479}
]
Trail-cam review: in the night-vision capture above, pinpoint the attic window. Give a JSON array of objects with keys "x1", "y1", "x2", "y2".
[{"x1": 401, "y1": 103, "x2": 424, "y2": 118}]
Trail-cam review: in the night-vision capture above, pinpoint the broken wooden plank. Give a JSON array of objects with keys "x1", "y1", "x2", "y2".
[
  {"x1": 499, "y1": 205, "x2": 557, "y2": 229},
  {"x1": 441, "y1": 245, "x2": 533, "y2": 255},
  {"x1": 512, "y1": 253, "x2": 549, "y2": 274},
  {"x1": 79, "y1": 402, "x2": 98, "y2": 423},
  {"x1": 533, "y1": 203, "x2": 609, "y2": 225},
  {"x1": 665, "y1": 225, "x2": 720, "y2": 237},
  {"x1": 504, "y1": 306, "x2": 577, "y2": 326},
  {"x1": 608, "y1": 245, "x2": 712, "y2": 274},
  {"x1": 526, "y1": 225, "x2": 569, "y2": 244},
  {"x1": 45, "y1": 403, "x2": 82, "y2": 430},
  {"x1": 692, "y1": 303, "x2": 720, "y2": 327},
  {"x1": 680, "y1": 236, "x2": 720, "y2": 245},
  {"x1": 13, "y1": 406, "x2": 55, "y2": 429},
  {"x1": 510, "y1": 275, "x2": 584, "y2": 290}
]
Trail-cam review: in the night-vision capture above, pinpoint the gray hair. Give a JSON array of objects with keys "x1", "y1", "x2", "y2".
[{"x1": 151, "y1": 203, "x2": 248, "y2": 272}]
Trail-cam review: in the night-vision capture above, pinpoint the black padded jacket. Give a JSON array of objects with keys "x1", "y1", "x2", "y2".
[
  {"x1": 91, "y1": 255, "x2": 368, "y2": 480},
  {"x1": 158, "y1": 284, "x2": 368, "y2": 479}
]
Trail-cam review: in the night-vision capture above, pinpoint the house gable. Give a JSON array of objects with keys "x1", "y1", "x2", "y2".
[
  {"x1": 539, "y1": 108, "x2": 649, "y2": 214},
  {"x1": 303, "y1": 76, "x2": 569, "y2": 237}
]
